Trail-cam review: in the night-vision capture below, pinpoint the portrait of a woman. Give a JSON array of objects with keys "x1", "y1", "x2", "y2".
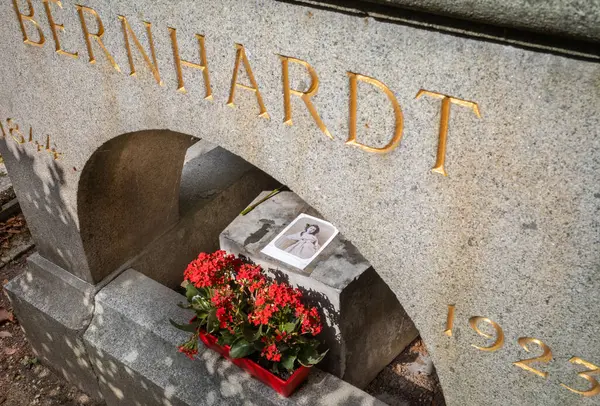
[{"x1": 282, "y1": 223, "x2": 321, "y2": 259}]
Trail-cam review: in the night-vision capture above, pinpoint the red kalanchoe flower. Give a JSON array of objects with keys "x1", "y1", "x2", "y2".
[
  {"x1": 184, "y1": 251, "x2": 238, "y2": 288},
  {"x1": 300, "y1": 307, "x2": 322, "y2": 336},
  {"x1": 261, "y1": 343, "x2": 281, "y2": 362},
  {"x1": 212, "y1": 286, "x2": 235, "y2": 328},
  {"x1": 236, "y1": 264, "x2": 264, "y2": 284},
  {"x1": 178, "y1": 336, "x2": 199, "y2": 360}
]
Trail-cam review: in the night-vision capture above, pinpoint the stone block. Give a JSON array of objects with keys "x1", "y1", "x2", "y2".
[
  {"x1": 84, "y1": 268, "x2": 386, "y2": 406},
  {"x1": 0, "y1": 0, "x2": 598, "y2": 403},
  {"x1": 131, "y1": 146, "x2": 278, "y2": 288},
  {"x1": 220, "y1": 191, "x2": 418, "y2": 388},
  {"x1": 4, "y1": 253, "x2": 103, "y2": 400}
]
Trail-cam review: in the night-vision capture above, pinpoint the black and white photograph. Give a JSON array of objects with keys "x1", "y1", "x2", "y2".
[{"x1": 261, "y1": 213, "x2": 339, "y2": 270}]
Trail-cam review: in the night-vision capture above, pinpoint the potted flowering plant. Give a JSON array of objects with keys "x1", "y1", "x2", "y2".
[{"x1": 171, "y1": 251, "x2": 327, "y2": 397}]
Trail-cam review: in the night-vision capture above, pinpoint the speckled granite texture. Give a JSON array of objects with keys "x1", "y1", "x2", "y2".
[{"x1": 0, "y1": 0, "x2": 598, "y2": 405}]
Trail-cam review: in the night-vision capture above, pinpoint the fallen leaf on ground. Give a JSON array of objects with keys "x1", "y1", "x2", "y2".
[
  {"x1": 0, "y1": 308, "x2": 11, "y2": 324},
  {"x1": 0, "y1": 331, "x2": 12, "y2": 338},
  {"x1": 4, "y1": 347, "x2": 17, "y2": 355},
  {"x1": 2, "y1": 279, "x2": 8, "y2": 286}
]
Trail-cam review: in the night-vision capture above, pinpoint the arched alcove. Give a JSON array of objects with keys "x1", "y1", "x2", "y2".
[
  {"x1": 78, "y1": 129, "x2": 194, "y2": 283},
  {"x1": 77, "y1": 129, "x2": 444, "y2": 403}
]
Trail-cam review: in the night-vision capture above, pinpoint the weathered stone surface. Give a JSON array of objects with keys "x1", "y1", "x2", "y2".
[
  {"x1": 131, "y1": 146, "x2": 278, "y2": 288},
  {"x1": 84, "y1": 269, "x2": 386, "y2": 406},
  {"x1": 340, "y1": 0, "x2": 600, "y2": 43},
  {"x1": 4, "y1": 253, "x2": 103, "y2": 400},
  {"x1": 221, "y1": 191, "x2": 418, "y2": 387},
  {"x1": 0, "y1": 0, "x2": 598, "y2": 404}
]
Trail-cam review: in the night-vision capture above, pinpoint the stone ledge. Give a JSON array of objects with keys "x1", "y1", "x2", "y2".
[
  {"x1": 295, "y1": 0, "x2": 600, "y2": 43},
  {"x1": 83, "y1": 269, "x2": 387, "y2": 406},
  {"x1": 4, "y1": 253, "x2": 103, "y2": 400}
]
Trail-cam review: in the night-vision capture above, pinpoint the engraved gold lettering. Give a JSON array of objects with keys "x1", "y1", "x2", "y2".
[
  {"x1": 415, "y1": 89, "x2": 481, "y2": 176},
  {"x1": 560, "y1": 357, "x2": 600, "y2": 397},
  {"x1": 227, "y1": 44, "x2": 269, "y2": 119},
  {"x1": 44, "y1": 134, "x2": 61, "y2": 159},
  {"x1": 42, "y1": 0, "x2": 78, "y2": 58},
  {"x1": 6, "y1": 119, "x2": 26, "y2": 144},
  {"x1": 278, "y1": 55, "x2": 332, "y2": 139},
  {"x1": 12, "y1": 0, "x2": 45, "y2": 47},
  {"x1": 118, "y1": 16, "x2": 162, "y2": 86},
  {"x1": 513, "y1": 337, "x2": 553, "y2": 379},
  {"x1": 444, "y1": 304, "x2": 456, "y2": 337},
  {"x1": 75, "y1": 5, "x2": 120, "y2": 71},
  {"x1": 468, "y1": 316, "x2": 504, "y2": 352},
  {"x1": 346, "y1": 72, "x2": 403, "y2": 153},
  {"x1": 168, "y1": 28, "x2": 212, "y2": 99}
]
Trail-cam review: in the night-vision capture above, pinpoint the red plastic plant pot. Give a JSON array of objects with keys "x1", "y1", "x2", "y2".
[{"x1": 197, "y1": 330, "x2": 310, "y2": 397}]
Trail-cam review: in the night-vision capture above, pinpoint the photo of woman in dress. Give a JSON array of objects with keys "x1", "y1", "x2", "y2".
[
  {"x1": 281, "y1": 224, "x2": 321, "y2": 259},
  {"x1": 262, "y1": 213, "x2": 339, "y2": 270}
]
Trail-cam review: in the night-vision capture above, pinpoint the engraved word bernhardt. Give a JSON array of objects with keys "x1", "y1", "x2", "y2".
[{"x1": 11, "y1": 0, "x2": 481, "y2": 175}]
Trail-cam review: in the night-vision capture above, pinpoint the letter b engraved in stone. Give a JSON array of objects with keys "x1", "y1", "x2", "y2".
[
  {"x1": 416, "y1": 90, "x2": 481, "y2": 176},
  {"x1": 12, "y1": 0, "x2": 46, "y2": 47}
]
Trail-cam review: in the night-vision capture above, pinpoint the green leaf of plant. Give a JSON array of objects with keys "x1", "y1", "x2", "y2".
[
  {"x1": 299, "y1": 347, "x2": 328, "y2": 367},
  {"x1": 242, "y1": 325, "x2": 258, "y2": 342},
  {"x1": 229, "y1": 339, "x2": 256, "y2": 359},
  {"x1": 283, "y1": 322, "x2": 296, "y2": 334},
  {"x1": 218, "y1": 330, "x2": 237, "y2": 346},
  {"x1": 206, "y1": 309, "x2": 219, "y2": 333},
  {"x1": 169, "y1": 319, "x2": 199, "y2": 333},
  {"x1": 177, "y1": 302, "x2": 192, "y2": 309},
  {"x1": 191, "y1": 296, "x2": 211, "y2": 312},
  {"x1": 281, "y1": 354, "x2": 297, "y2": 372},
  {"x1": 185, "y1": 284, "x2": 200, "y2": 302}
]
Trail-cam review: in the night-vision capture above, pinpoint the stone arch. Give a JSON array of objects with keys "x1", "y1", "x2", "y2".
[
  {"x1": 76, "y1": 128, "x2": 441, "y2": 400},
  {"x1": 77, "y1": 129, "x2": 194, "y2": 283}
]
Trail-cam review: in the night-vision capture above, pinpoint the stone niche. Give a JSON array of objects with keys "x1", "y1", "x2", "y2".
[
  {"x1": 220, "y1": 191, "x2": 418, "y2": 388},
  {"x1": 131, "y1": 140, "x2": 279, "y2": 288}
]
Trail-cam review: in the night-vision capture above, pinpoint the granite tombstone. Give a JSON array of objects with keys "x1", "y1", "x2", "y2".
[{"x1": 0, "y1": 0, "x2": 599, "y2": 405}]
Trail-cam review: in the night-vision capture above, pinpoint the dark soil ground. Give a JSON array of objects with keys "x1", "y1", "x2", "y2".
[
  {"x1": 366, "y1": 338, "x2": 446, "y2": 406},
  {"x1": 0, "y1": 216, "x2": 104, "y2": 406},
  {"x1": 0, "y1": 213, "x2": 444, "y2": 406}
]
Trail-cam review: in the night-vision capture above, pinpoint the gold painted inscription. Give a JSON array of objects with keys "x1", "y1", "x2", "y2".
[
  {"x1": 227, "y1": 43, "x2": 269, "y2": 119},
  {"x1": 168, "y1": 28, "x2": 212, "y2": 99},
  {"x1": 416, "y1": 90, "x2": 481, "y2": 176},
  {"x1": 10, "y1": 3, "x2": 485, "y2": 176},
  {"x1": 279, "y1": 55, "x2": 332, "y2": 139},
  {"x1": 444, "y1": 304, "x2": 455, "y2": 337},
  {"x1": 560, "y1": 357, "x2": 600, "y2": 397},
  {"x1": 1, "y1": 118, "x2": 62, "y2": 159},
  {"x1": 118, "y1": 16, "x2": 162, "y2": 86},
  {"x1": 75, "y1": 5, "x2": 121, "y2": 71},
  {"x1": 6, "y1": 118, "x2": 26, "y2": 144},
  {"x1": 42, "y1": 0, "x2": 78, "y2": 58},
  {"x1": 513, "y1": 337, "x2": 553, "y2": 379},
  {"x1": 346, "y1": 72, "x2": 404, "y2": 154},
  {"x1": 468, "y1": 316, "x2": 505, "y2": 352},
  {"x1": 13, "y1": 0, "x2": 45, "y2": 47},
  {"x1": 445, "y1": 305, "x2": 599, "y2": 397}
]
